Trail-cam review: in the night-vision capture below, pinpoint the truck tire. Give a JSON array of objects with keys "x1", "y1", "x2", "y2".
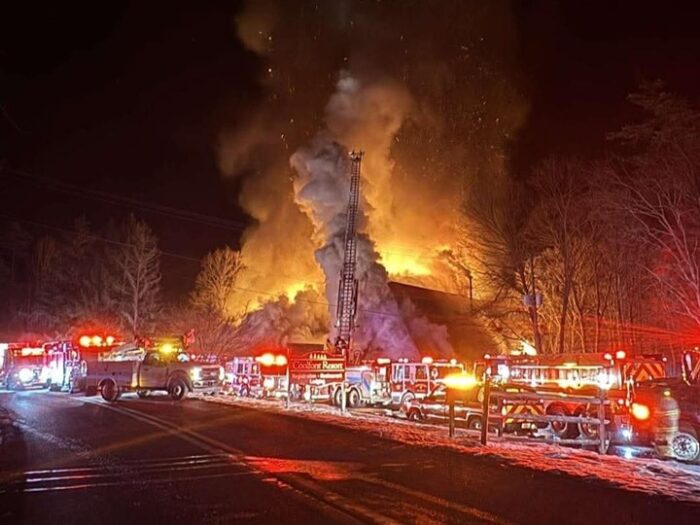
[
  {"x1": 400, "y1": 392, "x2": 415, "y2": 412},
  {"x1": 407, "y1": 408, "x2": 423, "y2": 422},
  {"x1": 136, "y1": 390, "x2": 150, "y2": 399},
  {"x1": 467, "y1": 416, "x2": 483, "y2": 431},
  {"x1": 547, "y1": 404, "x2": 574, "y2": 438},
  {"x1": 100, "y1": 379, "x2": 120, "y2": 402},
  {"x1": 347, "y1": 388, "x2": 361, "y2": 408},
  {"x1": 168, "y1": 378, "x2": 188, "y2": 401},
  {"x1": 671, "y1": 425, "x2": 700, "y2": 464}
]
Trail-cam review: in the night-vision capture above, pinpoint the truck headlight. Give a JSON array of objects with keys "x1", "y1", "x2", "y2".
[
  {"x1": 190, "y1": 367, "x2": 202, "y2": 381},
  {"x1": 18, "y1": 368, "x2": 34, "y2": 383}
]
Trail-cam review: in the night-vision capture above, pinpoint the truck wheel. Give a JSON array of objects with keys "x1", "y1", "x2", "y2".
[
  {"x1": 400, "y1": 392, "x2": 415, "y2": 411},
  {"x1": 347, "y1": 388, "x2": 361, "y2": 408},
  {"x1": 100, "y1": 379, "x2": 120, "y2": 402},
  {"x1": 136, "y1": 390, "x2": 150, "y2": 399},
  {"x1": 547, "y1": 404, "x2": 574, "y2": 438},
  {"x1": 671, "y1": 425, "x2": 700, "y2": 464},
  {"x1": 407, "y1": 409, "x2": 423, "y2": 422},
  {"x1": 467, "y1": 416, "x2": 483, "y2": 431},
  {"x1": 168, "y1": 378, "x2": 187, "y2": 401}
]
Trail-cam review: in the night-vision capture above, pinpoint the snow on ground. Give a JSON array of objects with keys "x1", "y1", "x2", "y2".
[{"x1": 195, "y1": 393, "x2": 700, "y2": 504}]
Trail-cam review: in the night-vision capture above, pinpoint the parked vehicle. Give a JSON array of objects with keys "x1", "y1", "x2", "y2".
[
  {"x1": 1, "y1": 344, "x2": 49, "y2": 390},
  {"x1": 95, "y1": 347, "x2": 223, "y2": 402},
  {"x1": 404, "y1": 383, "x2": 485, "y2": 430},
  {"x1": 224, "y1": 356, "x2": 262, "y2": 397}
]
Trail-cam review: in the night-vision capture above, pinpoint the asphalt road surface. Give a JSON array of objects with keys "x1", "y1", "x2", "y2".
[{"x1": 1, "y1": 390, "x2": 698, "y2": 524}]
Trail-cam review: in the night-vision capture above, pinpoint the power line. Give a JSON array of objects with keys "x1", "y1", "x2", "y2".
[{"x1": 4, "y1": 167, "x2": 250, "y2": 233}]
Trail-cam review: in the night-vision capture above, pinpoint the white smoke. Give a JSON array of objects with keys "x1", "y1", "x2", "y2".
[{"x1": 290, "y1": 72, "x2": 452, "y2": 359}]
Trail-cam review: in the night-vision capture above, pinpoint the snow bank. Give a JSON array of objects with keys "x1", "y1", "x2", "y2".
[{"x1": 194, "y1": 394, "x2": 700, "y2": 504}]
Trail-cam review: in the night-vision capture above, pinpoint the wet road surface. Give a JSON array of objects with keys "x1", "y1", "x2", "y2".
[{"x1": 1, "y1": 390, "x2": 698, "y2": 524}]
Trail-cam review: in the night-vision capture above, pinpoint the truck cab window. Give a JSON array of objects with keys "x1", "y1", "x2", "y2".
[{"x1": 143, "y1": 352, "x2": 162, "y2": 366}]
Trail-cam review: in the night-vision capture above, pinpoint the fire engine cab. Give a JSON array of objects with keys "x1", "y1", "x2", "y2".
[
  {"x1": 1, "y1": 344, "x2": 49, "y2": 390},
  {"x1": 224, "y1": 356, "x2": 262, "y2": 397},
  {"x1": 391, "y1": 357, "x2": 464, "y2": 409}
]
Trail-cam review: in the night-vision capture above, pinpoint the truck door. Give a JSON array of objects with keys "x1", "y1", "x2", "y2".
[{"x1": 139, "y1": 352, "x2": 168, "y2": 388}]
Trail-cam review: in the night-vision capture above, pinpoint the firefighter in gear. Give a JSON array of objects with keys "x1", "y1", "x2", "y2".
[{"x1": 653, "y1": 391, "x2": 680, "y2": 459}]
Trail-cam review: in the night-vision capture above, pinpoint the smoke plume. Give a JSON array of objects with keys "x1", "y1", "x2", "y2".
[{"x1": 221, "y1": 1, "x2": 528, "y2": 356}]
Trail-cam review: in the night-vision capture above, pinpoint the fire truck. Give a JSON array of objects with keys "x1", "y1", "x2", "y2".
[
  {"x1": 44, "y1": 341, "x2": 78, "y2": 391},
  {"x1": 391, "y1": 357, "x2": 465, "y2": 409},
  {"x1": 626, "y1": 349, "x2": 700, "y2": 463},
  {"x1": 477, "y1": 351, "x2": 668, "y2": 440},
  {"x1": 223, "y1": 356, "x2": 262, "y2": 397},
  {"x1": 0, "y1": 343, "x2": 50, "y2": 390},
  {"x1": 256, "y1": 352, "x2": 290, "y2": 399}
]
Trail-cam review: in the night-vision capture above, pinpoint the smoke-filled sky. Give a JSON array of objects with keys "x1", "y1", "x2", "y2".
[{"x1": 3, "y1": 1, "x2": 700, "y2": 298}]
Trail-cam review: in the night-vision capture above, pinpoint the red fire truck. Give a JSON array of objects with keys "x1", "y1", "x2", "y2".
[
  {"x1": 1, "y1": 343, "x2": 50, "y2": 390},
  {"x1": 223, "y1": 356, "x2": 263, "y2": 397},
  {"x1": 477, "y1": 351, "x2": 668, "y2": 440},
  {"x1": 391, "y1": 357, "x2": 465, "y2": 409}
]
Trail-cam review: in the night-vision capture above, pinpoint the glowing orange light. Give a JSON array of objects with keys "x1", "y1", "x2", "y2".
[
  {"x1": 376, "y1": 357, "x2": 391, "y2": 365},
  {"x1": 79, "y1": 336, "x2": 91, "y2": 347},
  {"x1": 631, "y1": 403, "x2": 650, "y2": 421},
  {"x1": 615, "y1": 350, "x2": 627, "y2": 360},
  {"x1": 274, "y1": 355, "x2": 288, "y2": 366},
  {"x1": 444, "y1": 373, "x2": 478, "y2": 390}
]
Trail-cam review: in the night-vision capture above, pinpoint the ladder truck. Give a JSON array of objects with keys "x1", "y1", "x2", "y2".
[{"x1": 334, "y1": 150, "x2": 363, "y2": 365}]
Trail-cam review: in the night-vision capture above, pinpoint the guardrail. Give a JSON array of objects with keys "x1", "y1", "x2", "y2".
[{"x1": 477, "y1": 379, "x2": 611, "y2": 454}]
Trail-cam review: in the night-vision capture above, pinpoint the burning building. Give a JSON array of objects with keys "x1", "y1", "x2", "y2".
[{"x1": 219, "y1": 1, "x2": 526, "y2": 360}]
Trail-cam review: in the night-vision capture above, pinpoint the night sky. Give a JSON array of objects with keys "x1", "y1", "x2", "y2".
[{"x1": 2, "y1": 1, "x2": 700, "y2": 296}]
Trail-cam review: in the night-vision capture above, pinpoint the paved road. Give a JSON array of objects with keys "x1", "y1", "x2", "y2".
[{"x1": 1, "y1": 390, "x2": 698, "y2": 524}]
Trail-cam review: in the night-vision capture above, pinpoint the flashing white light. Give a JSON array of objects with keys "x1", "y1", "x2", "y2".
[
  {"x1": 621, "y1": 428, "x2": 632, "y2": 441},
  {"x1": 422, "y1": 356, "x2": 434, "y2": 364},
  {"x1": 190, "y1": 367, "x2": 202, "y2": 381},
  {"x1": 18, "y1": 368, "x2": 33, "y2": 383},
  {"x1": 615, "y1": 350, "x2": 627, "y2": 360},
  {"x1": 376, "y1": 357, "x2": 391, "y2": 365},
  {"x1": 449, "y1": 358, "x2": 458, "y2": 366}
]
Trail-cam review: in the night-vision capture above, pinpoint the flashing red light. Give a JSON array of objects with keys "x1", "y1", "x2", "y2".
[
  {"x1": 106, "y1": 335, "x2": 115, "y2": 345},
  {"x1": 603, "y1": 352, "x2": 613, "y2": 361},
  {"x1": 274, "y1": 355, "x2": 288, "y2": 366},
  {"x1": 483, "y1": 353, "x2": 491, "y2": 360},
  {"x1": 92, "y1": 335, "x2": 102, "y2": 346},
  {"x1": 615, "y1": 350, "x2": 627, "y2": 360},
  {"x1": 79, "y1": 335, "x2": 91, "y2": 347}
]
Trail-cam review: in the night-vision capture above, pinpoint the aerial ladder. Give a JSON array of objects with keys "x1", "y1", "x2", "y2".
[{"x1": 334, "y1": 150, "x2": 363, "y2": 365}]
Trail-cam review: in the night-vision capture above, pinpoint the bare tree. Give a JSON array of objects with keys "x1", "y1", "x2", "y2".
[
  {"x1": 190, "y1": 247, "x2": 244, "y2": 320},
  {"x1": 113, "y1": 215, "x2": 161, "y2": 337}
]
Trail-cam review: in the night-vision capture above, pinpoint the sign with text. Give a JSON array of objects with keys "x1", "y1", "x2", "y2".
[{"x1": 290, "y1": 351, "x2": 345, "y2": 384}]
